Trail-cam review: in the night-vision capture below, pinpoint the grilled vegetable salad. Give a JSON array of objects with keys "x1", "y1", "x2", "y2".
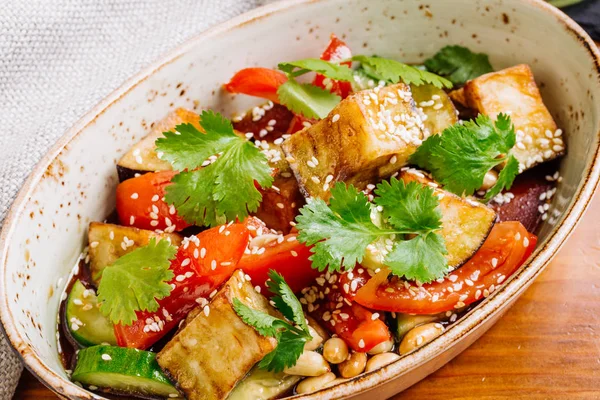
[{"x1": 60, "y1": 35, "x2": 563, "y2": 399}]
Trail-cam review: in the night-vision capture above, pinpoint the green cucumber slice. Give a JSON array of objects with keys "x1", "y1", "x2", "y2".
[
  {"x1": 72, "y1": 345, "x2": 181, "y2": 398},
  {"x1": 229, "y1": 367, "x2": 300, "y2": 400},
  {"x1": 66, "y1": 281, "x2": 116, "y2": 346}
]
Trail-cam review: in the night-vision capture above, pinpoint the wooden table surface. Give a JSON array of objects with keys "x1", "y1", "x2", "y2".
[{"x1": 15, "y1": 188, "x2": 600, "y2": 398}]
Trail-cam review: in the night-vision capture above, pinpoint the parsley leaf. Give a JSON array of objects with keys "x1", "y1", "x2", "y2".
[
  {"x1": 410, "y1": 113, "x2": 517, "y2": 197},
  {"x1": 424, "y1": 45, "x2": 493, "y2": 85},
  {"x1": 296, "y1": 180, "x2": 448, "y2": 282},
  {"x1": 233, "y1": 271, "x2": 312, "y2": 372},
  {"x1": 296, "y1": 183, "x2": 381, "y2": 272},
  {"x1": 278, "y1": 58, "x2": 354, "y2": 81},
  {"x1": 352, "y1": 55, "x2": 453, "y2": 89},
  {"x1": 97, "y1": 238, "x2": 177, "y2": 325},
  {"x1": 277, "y1": 79, "x2": 341, "y2": 119},
  {"x1": 155, "y1": 110, "x2": 273, "y2": 227}
]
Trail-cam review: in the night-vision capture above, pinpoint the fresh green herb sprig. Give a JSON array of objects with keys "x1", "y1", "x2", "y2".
[
  {"x1": 410, "y1": 113, "x2": 519, "y2": 200},
  {"x1": 156, "y1": 110, "x2": 273, "y2": 227},
  {"x1": 295, "y1": 180, "x2": 448, "y2": 283},
  {"x1": 424, "y1": 45, "x2": 493, "y2": 85},
  {"x1": 276, "y1": 55, "x2": 452, "y2": 119},
  {"x1": 97, "y1": 238, "x2": 177, "y2": 325},
  {"x1": 233, "y1": 271, "x2": 312, "y2": 372}
]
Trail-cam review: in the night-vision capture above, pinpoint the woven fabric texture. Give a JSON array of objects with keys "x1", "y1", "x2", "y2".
[{"x1": 0, "y1": 0, "x2": 271, "y2": 398}]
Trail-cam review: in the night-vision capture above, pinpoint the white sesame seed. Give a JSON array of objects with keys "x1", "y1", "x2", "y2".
[
  {"x1": 211, "y1": 260, "x2": 217, "y2": 270},
  {"x1": 101, "y1": 354, "x2": 112, "y2": 361},
  {"x1": 276, "y1": 203, "x2": 284, "y2": 209},
  {"x1": 90, "y1": 241, "x2": 99, "y2": 248},
  {"x1": 151, "y1": 194, "x2": 159, "y2": 202},
  {"x1": 332, "y1": 114, "x2": 340, "y2": 123},
  {"x1": 290, "y1": 250, "x2": 298, "y2": 257},
  {"x1": 523, "y1": 237, "x2": 529, "y2": 247},
  {"x1": 130, "y1": 193, "x2": 139, "y2": 199},
  {"x1": 203, "y1": 305, "x2": 210, "y2": 317},
  {"x1": 358, "y1": 339, "x2": 365, "y2": 348}
]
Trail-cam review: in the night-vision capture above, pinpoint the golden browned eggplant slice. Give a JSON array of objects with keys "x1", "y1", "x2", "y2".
[
  {"x1": 87, "y1": 222, "x2": 182, "y2": 284},
  {"x1": 400, "y1": 169, "x2": 496, "y2": 268},
  {"x1": 117, "y1": 108, "x2": 202, "y2": 174},
  {"x1": 281, "y1": 83, "x2": 428, "y2": 200},
  {"x1": 410, "y1": 84, "x2": 458, "y2": 135},
  {"x1": 450, "y1": 64, "x2": 564, "y2": 172},
  {"x1": 363, "y1": 170, "x2": 496, "y2": 271},
  {"x1": 157, "y1": 271, "x2": 278, "y2": 400}
]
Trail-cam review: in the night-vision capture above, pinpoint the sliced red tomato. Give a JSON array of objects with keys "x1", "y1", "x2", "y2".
[
  {"x1": 238, "y1": 233, "x2": 320, "y2": 294},
  {"x1": 313, "y1": 34, "x2": 353, "y2": 99},
  {"x1": 354, "y1": 221, "x2": 537, "y2": 314},
  {"x1": 114, "y1": 223, "x2": 250, "y2": 349},
  {"x1": 307, "y1": 280, "x2": 391, "y2": 352},
  {"x1": 115, "y1": 171, "x2": 190, "y2": 232},
  {"x1": 224, "y1": 67, "x2": 288, "y2": 104}
]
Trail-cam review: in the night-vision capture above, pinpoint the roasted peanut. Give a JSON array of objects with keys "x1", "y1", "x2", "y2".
[
  {"x1": 295, "y1": 372, "x2": 336, "y2": 394},
  {"x1": 323, "y1": 337, "x2": 349, "y2": 364},
  {"x1": 365, "y1": 352, "x2": 400, "y2": 372},
  {"x1": 480, "y1": 170, "x2": 499, "y2": 191},
  {"x1": 284, "y1": 350, "x2": 330, "y2": 377},
  {"x1": 338, "y1": 352, "x2": 367, "y2": 378},
  {"x1": 304, "y1": 325, "x2": 324, "y2": 351},
  {"x1": 367, "y1": 339, "x2": 394, "y2": 355},
  {"x1": 399, "y1": 322, "x2": 445, "y2": 355}
]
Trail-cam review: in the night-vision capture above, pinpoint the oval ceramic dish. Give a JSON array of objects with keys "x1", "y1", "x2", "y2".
[{"x1": 1, "y1": 0, "x2": 599, "y2": 399}]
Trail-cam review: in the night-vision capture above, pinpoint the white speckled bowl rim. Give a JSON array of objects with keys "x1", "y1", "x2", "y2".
[{"x1": 1, "y1": 0, "x2": 599, "y2": 399}]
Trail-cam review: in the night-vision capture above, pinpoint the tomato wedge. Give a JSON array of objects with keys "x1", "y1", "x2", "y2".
[
  {"x1": 114, "y1": 222, "x2": 250, "y2": 349},
  {"x1": 354, "y1": 221, "x2": 537, "y2": 314},
  {"x1": 302, "y1": 273, "x2": 391, "y2": 352},
  {"x1": 313, "y1": 34, "x2": 353, "y2": 99},
  {"x1": 115, "y1": 171, "x2": 190, "y2": 232},
  {"x1": 224, "y1": 67, "x2": 288, "y2": 104},
  {"x1": 238, "y1": 233, "x2": 320, "y2": 294}
]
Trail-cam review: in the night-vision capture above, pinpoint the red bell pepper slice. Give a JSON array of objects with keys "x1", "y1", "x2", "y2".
[
  {"x1": 313, "y1": 34, "x2": 353, "y2": 99},
  {"x1": 114, "y1": 222, "x2": 250, "y2": 349},
  {"x1": 238, "y1": 233, "x2": 320, "y2": 295},
  {"x1": 223, "y1": 67, "x2": 288, "y2": 104},
  {"x1": 115, "y1": 171, "x2": 190, "y2": 232}
]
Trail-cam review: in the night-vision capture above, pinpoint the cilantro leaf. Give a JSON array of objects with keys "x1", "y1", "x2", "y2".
[
  {"x1": 424, "y1": 45, "x2": 493, "y2": 85},
  {"x1": 233, "y1": 272, "x2": 312, "y2": 373},
  {"x1": 277, "y1": 79, "x2": 341, "y2": 119},
  {"x1": 296, "y1": 183, "x2": 381, "y2": 271},
  {"x1": 485, "y1": 155, "x2": 520, "y2": 201},
  {"x1": 296, "y1": 180, "x2": 449, "y2": 282},
  {"x1": 410, "y1": 113, "x2": 517, "y2": 197},
  {"x1": 156, "y1": 110, "x2": 273, "y2": 227},
  {"x1": 232, "y1": 298, "x2": 285, "y2": 337},
  {"x1": 385, "y1": 233, "x2": 448, "y2": 283},
  {"x1": 97, "y1": 238, "x2": 177, "y2": 325},
  {"x1": 258, "y1": 329, "x2": 308, "y2": 372},
  {"x1": 278, "y1": 58, "x2": 354, "y2": 81},
  {"x1": 352, "y1": 55, "x2": 453, "y2": 89},
  {"x1": 374, "y1": 179, "x2": 442, "y2": 234},
  {"x1": 266, "y1": 270, "x2": 309, "y2": 332}
]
